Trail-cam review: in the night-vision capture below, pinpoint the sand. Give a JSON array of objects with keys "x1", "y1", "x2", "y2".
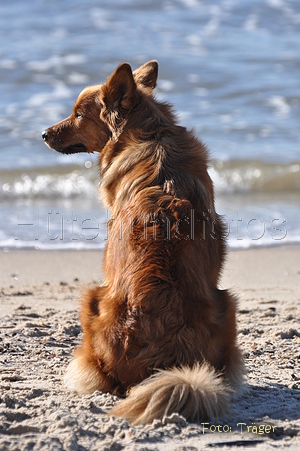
[{"x1": 0, "y1": 246, "x2": 299, "y2": 450}]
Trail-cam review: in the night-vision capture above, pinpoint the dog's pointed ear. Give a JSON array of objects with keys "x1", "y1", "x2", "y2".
[
  {"x1": 101, "y1": 63, "x2": 136, "y2": 111},
  {"x1": 133, "y1": 60, "x2": 158, "y2": 91}
]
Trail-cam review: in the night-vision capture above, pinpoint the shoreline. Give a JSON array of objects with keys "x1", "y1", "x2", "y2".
[{"x1": 1, "y1": 243, "x2": 300, "y2": 288}]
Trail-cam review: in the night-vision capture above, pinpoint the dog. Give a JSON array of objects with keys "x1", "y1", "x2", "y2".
[{"x1": 42, "y1": 60, "x2": 245, "y2": 425}]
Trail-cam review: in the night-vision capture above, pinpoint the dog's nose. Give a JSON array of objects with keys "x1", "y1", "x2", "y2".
[{"x1": 42, "y1": 130, "x2": 48, "y2": 142}]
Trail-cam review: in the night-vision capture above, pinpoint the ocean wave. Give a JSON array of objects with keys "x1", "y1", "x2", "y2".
[
  {"x1": 0, "y1": 237, "x2": 106, "y2": 251},
  {"x1": 210, "y1": 159, "x2": 300, "y2": 194},
  {"x1": 1, "y1": 228, "x2": 299, "y2": 251},
  {"x1": 0, "y1": 165, "x2": 98, "y2": 200},
  {"x1": 1, "y1": 159, "x2": 300, "y2": 201}
]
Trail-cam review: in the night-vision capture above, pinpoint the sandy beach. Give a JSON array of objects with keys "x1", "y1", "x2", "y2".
[{"x1": 0, "y1": 246, "x2": 299, "y2": 450}]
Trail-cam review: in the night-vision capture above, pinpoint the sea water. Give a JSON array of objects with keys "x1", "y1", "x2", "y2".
[{"x1": 0, "y1": 0, "x2": 299, "y2": 250}]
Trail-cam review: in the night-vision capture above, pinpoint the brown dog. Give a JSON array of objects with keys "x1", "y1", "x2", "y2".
[{"x1": 42, "y1": 61, "x2": 245, "y2": 425}]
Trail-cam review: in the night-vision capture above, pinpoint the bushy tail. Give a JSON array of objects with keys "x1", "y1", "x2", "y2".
[{"x1": 109, "y1": 363, "x2": 231, "y2": 425}]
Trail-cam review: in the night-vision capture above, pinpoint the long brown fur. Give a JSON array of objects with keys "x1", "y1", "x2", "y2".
[{"x1": 43, "y1": 60, "x2": 246, "y2": 425}]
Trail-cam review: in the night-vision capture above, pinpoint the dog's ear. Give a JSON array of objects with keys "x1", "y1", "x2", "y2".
[
  {"x1": 133, "y1": 60, "x2": 158, "y2": 91},
  {"x1": 101, "y1": 63, "x2": 136, "y2": 111}
]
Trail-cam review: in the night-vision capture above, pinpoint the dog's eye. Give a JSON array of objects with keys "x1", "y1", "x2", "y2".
[{"x1": 75, "y1": 113, "x2": 82, "y2": 119}]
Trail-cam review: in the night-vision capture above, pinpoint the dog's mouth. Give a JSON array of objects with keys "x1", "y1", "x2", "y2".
[{"x1": 59, "y1": 143, "x2": 87, "y2": 154}]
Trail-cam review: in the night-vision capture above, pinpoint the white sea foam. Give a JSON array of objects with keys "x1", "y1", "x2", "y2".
[
  {"x1": 158, "y1": 80, "x2": 175, "y2": 92},
  {"x1": 26, "y1": 54, "x2": 87, "y2": 72},
  {"x1": 266, "y1": 0, "x2": 284, "y2": 9},
  {"x1": 90, "y1": 8, "x2": 112, "y2": 30},
  {"x1": 0, "y1": 59, "x2": 17, "y2": 69},
  {"x1": 186, "y1": 34, "x2": 202, "y2": 47},
  {"x1": 179, "y1": 0, "x2": 199, "y2": 8},
  {"x1": 27, "y1": 82, "x2": 73, "y2": 108},
  {"x1": 187, "y1": 74, "x2": 200, "y2": 84},
  {"x1": 202, "y1": 16, "x2": 220, "y2": 36},
  {"x1": 267, "y1": 0, "x2": 300, "y2": 23},
  {"x1": 267, "y1": 96, "x2": 291, "y2": 118},
  {"x1": 0, "y1": 238, "x2": 106, "y2": 251},
  {"x1": 243, "y1": 14, "x2": 259, "y2": 31},
  {"x1": 67, "y1": 72, "x2": 90, "y2": 85},
  {"x1": 1, "y1": 171, "x2": 97, "y2": 200},
  {"x1": 193, "y1": 88, "x2": 208, "y2": 97}
]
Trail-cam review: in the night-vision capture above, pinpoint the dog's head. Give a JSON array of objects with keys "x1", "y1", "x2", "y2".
[{"x1": 42, "y1": 61, "x2": 158, "y2": 155}]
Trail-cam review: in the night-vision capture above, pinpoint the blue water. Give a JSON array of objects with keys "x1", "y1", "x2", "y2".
[{"x1": 0, "y1": 0, "x2": 299, "y2": 249}]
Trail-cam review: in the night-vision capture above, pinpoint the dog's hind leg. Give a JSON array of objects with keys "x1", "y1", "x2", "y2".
[
  {"x1": 63, "y1": 347, "x2": 116, "y2": 394},
  {"x1": 223, "y1": 343, "x2": 247, "y2": 395},
  {"x1": 218, "y1": 290, "x2": 247, "y2": 394},
  {"x1": 64, "y1": 286, "x2": 117, "y2": 394}
]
